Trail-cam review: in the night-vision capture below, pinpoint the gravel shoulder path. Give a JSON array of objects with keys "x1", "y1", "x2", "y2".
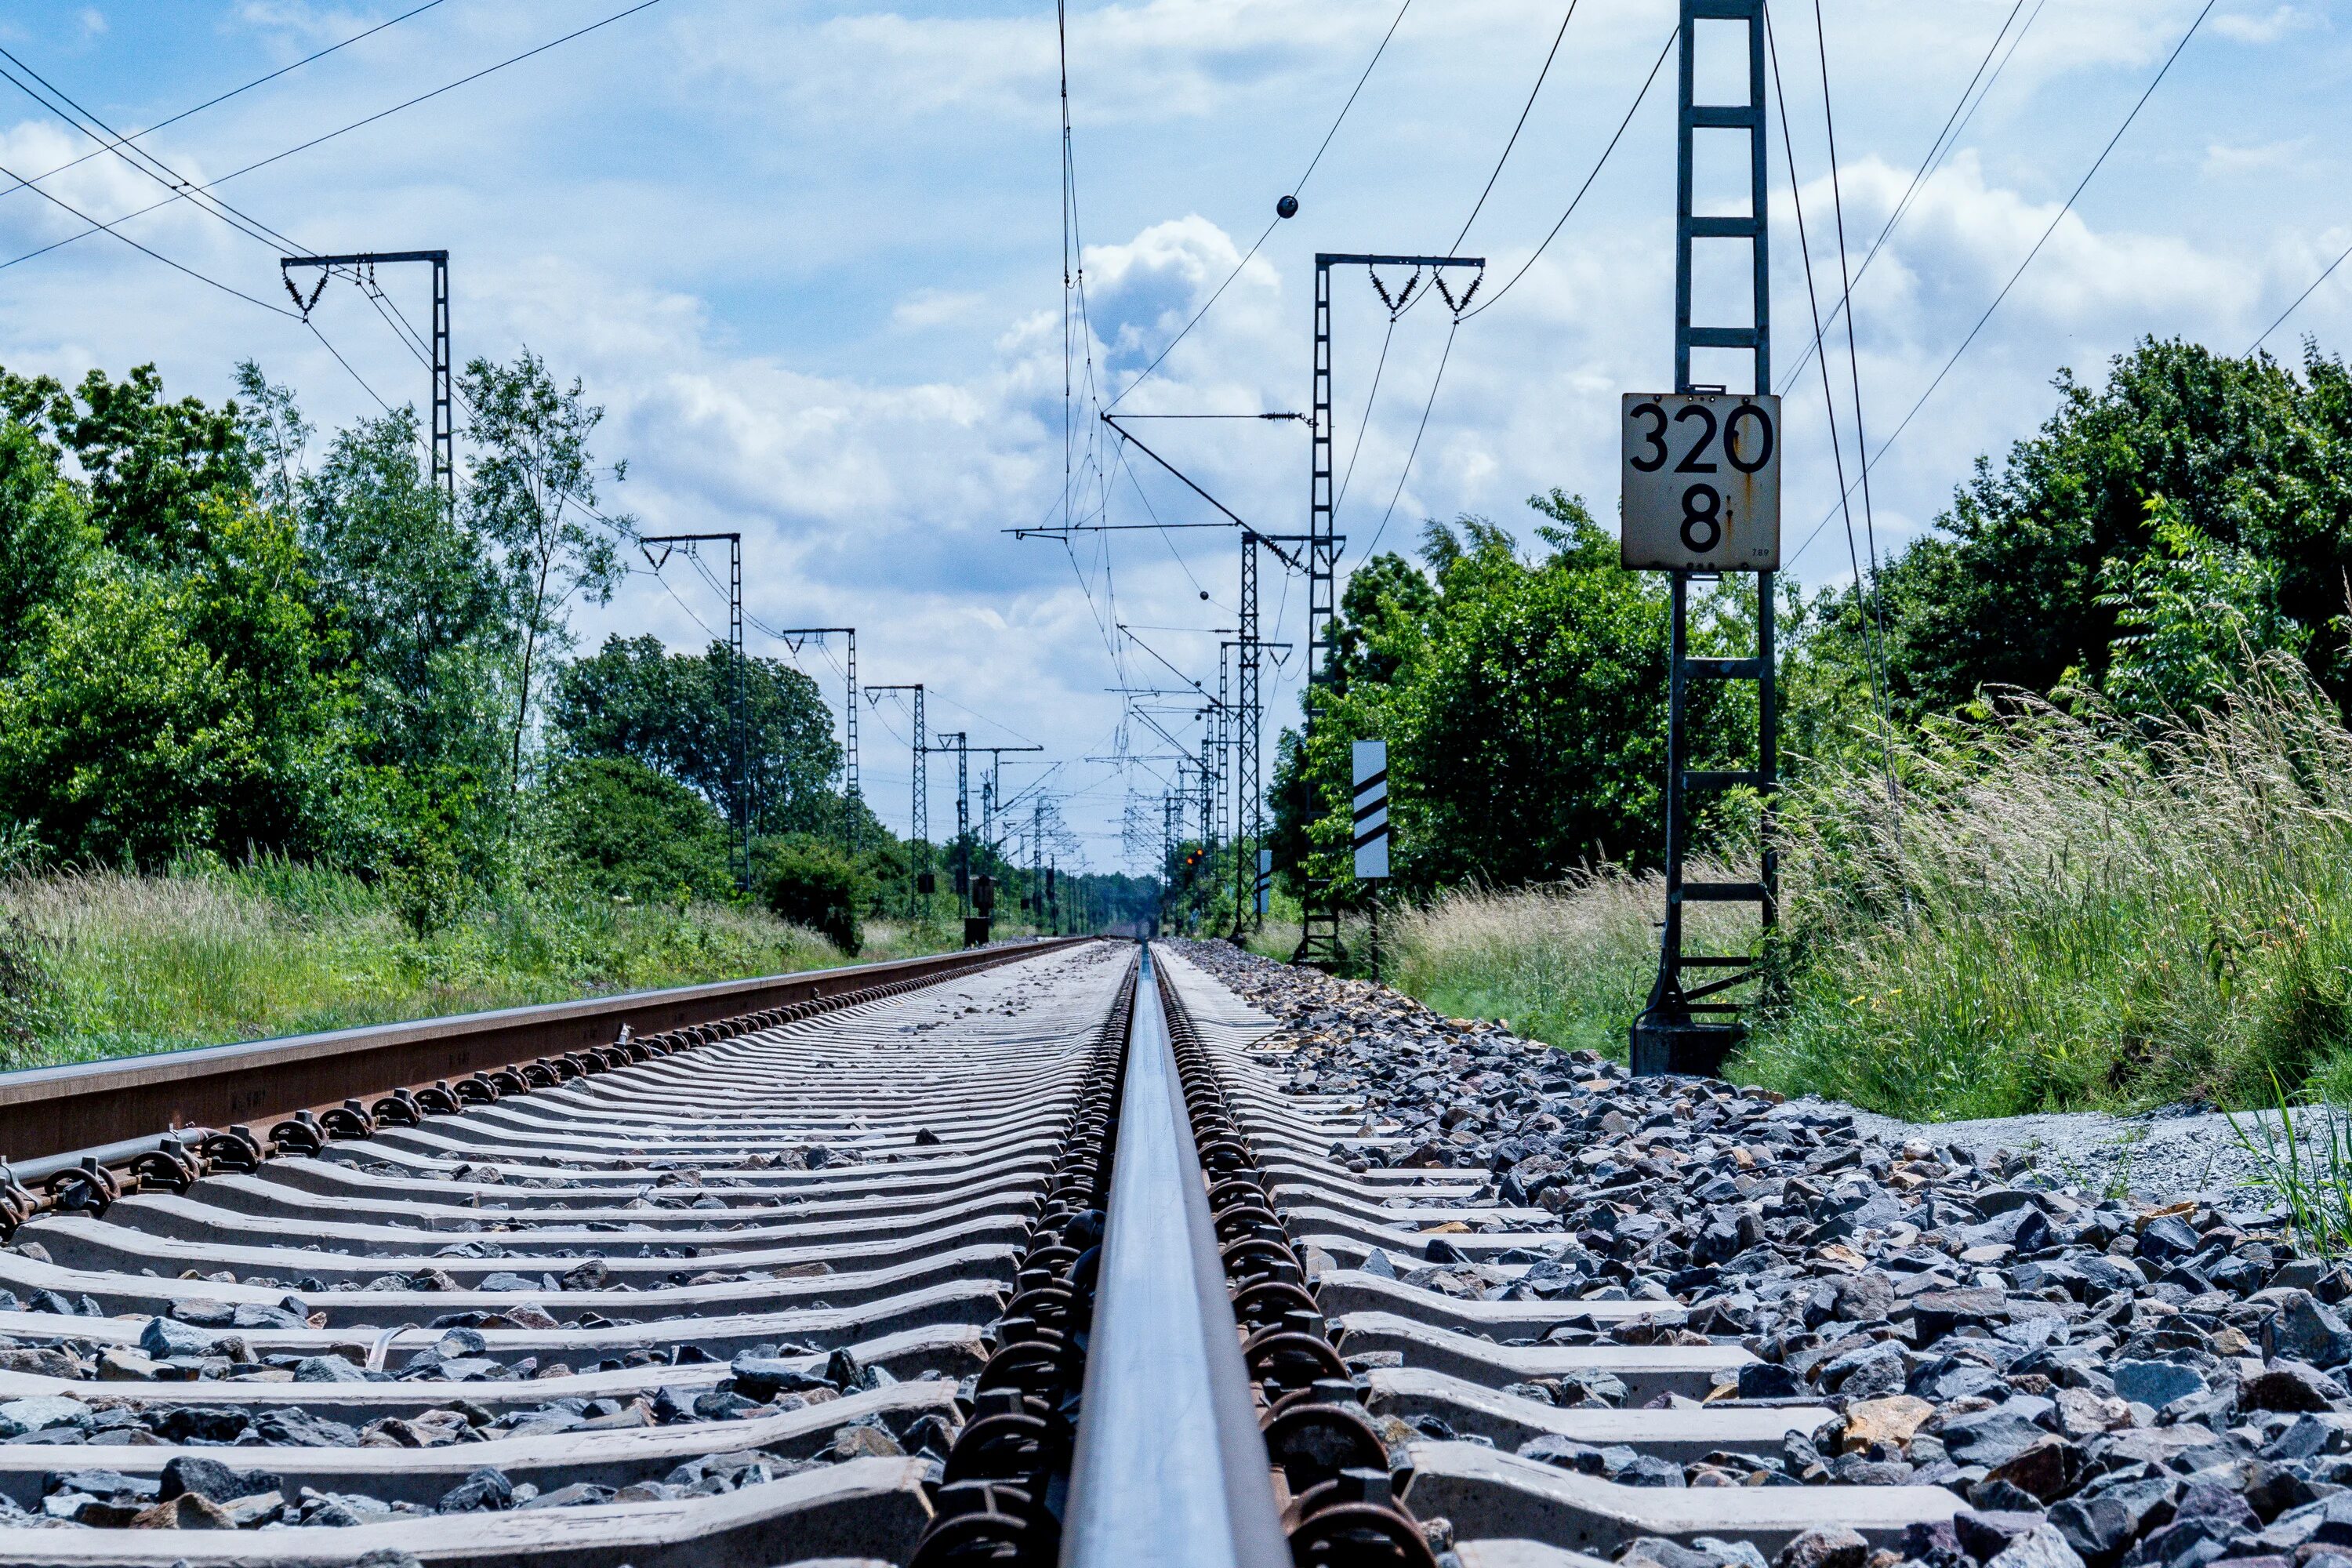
[{"x1": 1801, "y1": 1102, "x2": 2314, "y2": 1210}]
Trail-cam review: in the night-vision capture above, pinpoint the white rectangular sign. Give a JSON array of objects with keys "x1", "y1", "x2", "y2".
[
  {"x1": 1620, "y1": 392, "x2": 1780, "y2": 572},
  {"x1": 1255, "y1": 848, "x2": 1272, "y2": 915},
  {"x1": 1352, "y1": 739, "x2": 1389, "y2": 882}
]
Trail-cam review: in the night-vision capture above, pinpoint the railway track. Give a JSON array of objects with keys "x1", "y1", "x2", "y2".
[{"x1": 0, "y1": 937, "x2": 1973, "y2": 1568}]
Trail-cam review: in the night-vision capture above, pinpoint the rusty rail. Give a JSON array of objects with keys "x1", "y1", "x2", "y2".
[{"x1": 0, "y1": 938, "x2": 1090, "y2": 1170}]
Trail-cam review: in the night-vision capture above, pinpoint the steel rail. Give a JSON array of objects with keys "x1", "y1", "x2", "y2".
[
  {"x1": 0, "y1": 938, "x2": 1087, "y2": 1166},
  {"x1": 1062, "y1": 944, "x2": 1290, "y2": 1568}
]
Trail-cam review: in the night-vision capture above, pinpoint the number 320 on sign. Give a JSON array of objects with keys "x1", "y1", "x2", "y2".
[{"x1": 1619, "y1": 393, "x2": 1780, "y2": 572}]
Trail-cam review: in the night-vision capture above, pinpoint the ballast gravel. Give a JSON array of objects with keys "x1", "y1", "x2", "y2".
[
  {"x1": 0, "y1": 1341, "x2": 954, "y2": 1529},
  {"x1": 1176, "y1": 938, "x2": 2352, "y2": 1568}
]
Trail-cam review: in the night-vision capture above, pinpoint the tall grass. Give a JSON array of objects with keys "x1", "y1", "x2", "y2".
[
  {"x1": 1743, "y1": 659, "x2": 2352, "y2": 1117},
  {"x1": 0, "y1": 862, "x2": 949, "y2": 1070},
  {"x1": 1307, "y1": 869, "x2": 1755, "y2": 1059},
  {"x1": 1387, "y1": 874, "x2": 1664, "y2": 1056},
  {"x1": 1363, "y1": 659, "x2": 2352, "y2": 1121}
]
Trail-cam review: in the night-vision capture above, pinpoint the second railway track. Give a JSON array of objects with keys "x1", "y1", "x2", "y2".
[{"x1": 0, "y1": 937, "x2": 1969, "y2": 1568}]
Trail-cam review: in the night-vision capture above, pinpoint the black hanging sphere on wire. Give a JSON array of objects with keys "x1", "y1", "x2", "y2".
[
  {"x1": 1276, "y1": 194, "x2": 1298, "y2": 220},
  {"x1": 1200, "y1": 590, "x2": 1210, "y2": 601}
]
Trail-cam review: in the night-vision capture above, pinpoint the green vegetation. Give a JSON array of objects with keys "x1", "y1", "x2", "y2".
[
  {"x1": 2230, "y1": 1083, "x2": 2352, "y2": 1257},
  {"x1": 0, "y1": 858, "x2": 949, "y2": 1072},
  {"x1": 0, "y1": 350, "x2": 1152, "y2": 1067},
  {"x1": 1279, "y1": 336, "x2": 2352, "y2": 1120},
  {"x1": 764, "y1": 840, "x2": 870, "y2": 956}
]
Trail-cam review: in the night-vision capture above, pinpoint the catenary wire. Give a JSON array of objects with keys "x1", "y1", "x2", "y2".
[
  {"x1": 2250, "y1": 238, "x2": 2352, "y2": 354},
  {"x1": 0, "y1": 0, "x2": 672, "y2": 278},
  {"x1": 1766, "y1": 5, "x2": 1898, "y2": 808},
  {"x1": 1788, "y1": 0, "x2": 2219, "y2": 572},
  {"x1": 1449, "y1": 0, "x2": 1579, "y2": 253},
  {"x1": 1805, "y1": 0, "x2": 1887, "y2": 637},
  {"x1": 1773, "y1": 0, "x2": 2036, "y2": 397},
  {"x1": 1104, "y1": 0, "x2": 1414, "y2": 410},
  {"x1": 0, "y1": 0, "x2": 449, "y2": 205},
  {"x1": 1459, "y1": 26, "x2": 1675, "y2": 323},
  {"x1": 1358, "y1": 319, "x2": 1458, "y2": 561}
]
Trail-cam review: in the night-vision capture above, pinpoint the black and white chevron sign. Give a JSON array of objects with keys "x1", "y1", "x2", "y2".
[{"x1": 1352, "y1": 739, "x2": 1388, "y2": 881}]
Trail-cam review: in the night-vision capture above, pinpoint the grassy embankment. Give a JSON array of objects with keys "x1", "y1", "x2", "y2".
[
  {"x1": 1367, "y1": 662, "x2": 2352, "y2": 1122},
  {"x1": 0, "y1": 861, "x2": 964, "y2": 1070}
]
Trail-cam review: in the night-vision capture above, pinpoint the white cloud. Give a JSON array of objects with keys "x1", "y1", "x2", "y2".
[
  {"x1": 0, "y1": 0, "x2": 2343, "y2": 866},
  {"x1": 891, "y1": 289, "x2": 985, "y2": 331},
  {"x1": 78, "y1": 9, "x2": 106, "y2": 36},
  {"x1": 2202, "y1": 139, "x2": 2307, "y2": 177},
  {"x1": 2212, "y1": 5, "x2": 2318, "y2": 44}
]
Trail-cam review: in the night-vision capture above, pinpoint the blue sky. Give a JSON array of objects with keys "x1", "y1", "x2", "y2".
[{"x1": 0, "y1": 1, "x2": 2343, "y2": 869}]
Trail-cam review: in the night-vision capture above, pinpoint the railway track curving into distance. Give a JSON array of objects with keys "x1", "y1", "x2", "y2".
[{"x1": 0, "y1": 938, "x2": 1955, "y2": 1567}]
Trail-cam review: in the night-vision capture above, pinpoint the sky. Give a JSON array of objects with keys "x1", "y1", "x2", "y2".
[{"x1": 0, "y1": 0, "x2": 2343, "y2": 873}]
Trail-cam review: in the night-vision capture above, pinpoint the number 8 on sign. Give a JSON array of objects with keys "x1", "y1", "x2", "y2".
[{"x1": 1619, "y1": 393, "x2": 1780, "y2": 572}]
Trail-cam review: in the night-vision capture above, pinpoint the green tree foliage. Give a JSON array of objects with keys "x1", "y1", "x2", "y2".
[
  {"x1": 244, "y1": 364, "x2": 515, "y2": 800},
  {"x1": 540, "y1": 755, "x2": 733, "y2": 903},
  {"x1": 550, "y1": 635, "x2": 844, "y2": 833},
  {"x1": 0, "y1": 419, "x2": 95, "y2": 650},
  {"x1": 46, "y1": 365, "x2": 250, "y2": 566},
  {"x1": 1271, "y1": 495, "x2": 1755, "y2": 898},
  {"x1": 459, "y1": 352, "x2": 626, "y2": 796},
  {"x1": 2096, "y1": 501, "x2": 2309, "y2": 712},
  {"x1": 1859, "y1": 338, "x2": 2352, "y2": 716},
  {"x1": 764, "y1": 837, "x2": 869, "y2": 953},
  {"x1": 0, "y1": 499, "x2": 357, "y2": 864}
]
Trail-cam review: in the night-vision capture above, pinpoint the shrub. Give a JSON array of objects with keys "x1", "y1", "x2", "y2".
[
  {"x1": 540, "y1": 756, "x2": 731, "y2": 904},
  {"x1": 764, "y1": 840, "x2": 866, "y2": 955},
  {"x1": 1739, "y1": 657, "x2": 2352, "y2": 1117},
  {"x1": 0, "y1": 911, "x2": 55, "y2": 1069}
]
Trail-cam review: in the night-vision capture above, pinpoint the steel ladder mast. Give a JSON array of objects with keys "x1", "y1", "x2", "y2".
[
  {"x1": 1631, "y1": 0, "x2": 1780, "y2": 1075},
  {"x1": 640, "y1": 532, "x2": 750, "y2": 895},
  {"x1": 863, "y1": 683, "x2": 926, "y2": 909},
  {"x1": 1296, "y1": 253, "x2": 1481, "y2": 967},
  {"x1": 278, "y1": 250, "x2": 452, "y2": 503},
  {"x1": 774, "y1": 628, "x2": 859, "y2": 855},
  {"x1": 975, "y1": 746, "x2": 1047, "y2": 860},
  {"x1": 1232, "y1": 530, "x2": 1297, "y2": 936},
  {"x1": 931, "y1": 731, "x2": 972, "y2": 915}
]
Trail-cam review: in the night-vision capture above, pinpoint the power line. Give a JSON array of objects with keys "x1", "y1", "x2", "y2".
[
  {"x1": 1806, "y1": 0, "x2": 1886, "y2": 615},
  {"x1": 0, "y1": 42, "x2": 496, "y2": 499},
  {"x1": 1459, "y1": 26, "x2": 1675, "y2": 323},
  {"x1": 0, "y1": 0, "x2": 448, "y2": 207},
  {"x1": 1449, "y1": 0, "x2": 1581, "y2": 252},
  {"x1": 1359, "y1": 319, "x2": 1459, "y2": 561},
  {"x1": 1773, "y1": 0, "x2": 2038, "y2": 397},
  {"x1": 0, "y1": 0, "x2": 672, "y2": 279},
  {"x1": 0, "y1": 151, "x2": 298, "y2": 316},
  {"x1": 1767, "y1": 5, "x2": 1898, "y2": 810},
  {"x1": 1789, "y1": 0, "x2": 2220, "y2": 572},
  {"x1": 2250, "y1": 237, "x2": 2352, "y2": 354},
  {"x1": 1105, "y1": 0, "x2": 1414, "y2": 409}
]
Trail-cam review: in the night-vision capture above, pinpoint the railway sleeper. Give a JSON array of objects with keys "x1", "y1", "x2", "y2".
[{"x1": 0, "y1": 939, "x2": 1133, "y2": 1563}]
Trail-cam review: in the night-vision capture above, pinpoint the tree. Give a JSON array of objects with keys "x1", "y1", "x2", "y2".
[
  {"x1": 2095, "y1": 501, "x2": 2308, "y2": 712},
  {"x1": 0, "y1": 419, "x2": 94, "y2": 655},
  {"x1": 0, "y1": 499, "x2": 356, "y2": 865},
  {"x1": 1860, "y1": 338, "x2": 2352, "y2": 717},
  {"x1": 48, "y1": 365, "x2": 252, "y2": 567},
  {"x1": 300, "y1": 400, "x2": 512, "y2": 792},
  {"x1": 550, "y1": 635, "x2": 844, "y2": 833},
  {"x1": 540, "y1": 755, "x2": 732, "y2": 902},
  {"x1": 764, "y1": 837, "x2": 869, "y2": 953},
  {"x1": 1272, "y1": 495, "x2": 1729, "y2": 898},
  {"x1": 461, "y1": 352, "x2": 626, "y2": 799}
]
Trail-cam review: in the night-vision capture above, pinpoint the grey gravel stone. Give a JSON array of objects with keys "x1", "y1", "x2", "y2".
[{"x1": 1170, "y1": 936, "x2": 2352, "y2": 1568}]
